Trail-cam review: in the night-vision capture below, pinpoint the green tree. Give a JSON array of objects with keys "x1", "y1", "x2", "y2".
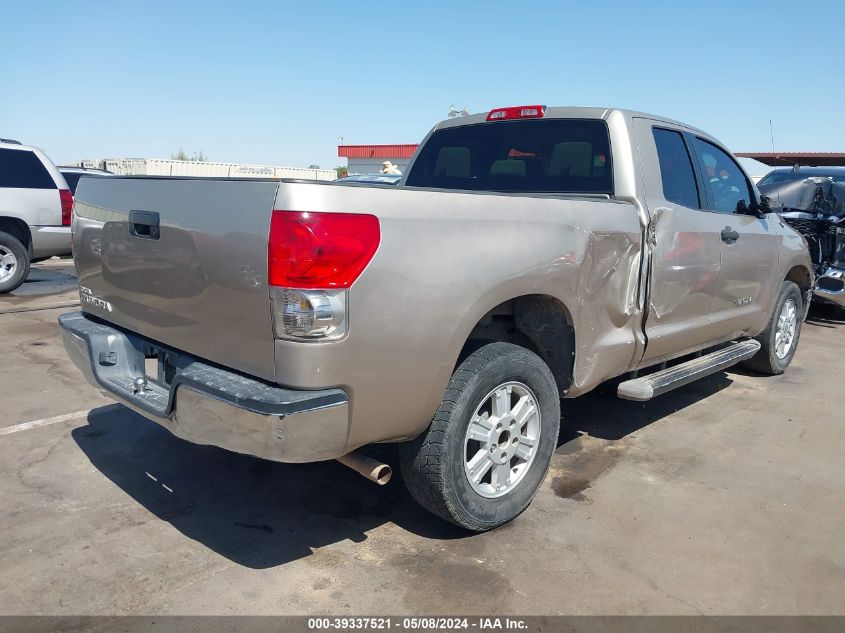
[{"x1": 171, "y1": 148, "x2": 207, "y2": 162}]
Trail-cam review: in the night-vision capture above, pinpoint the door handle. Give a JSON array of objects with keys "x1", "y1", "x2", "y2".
[
  {"x1": 128, "y1": 210, "x2": 160, "y2": 240},
  {"x1": 721, "y1": 226, "x2": 740, "y2": 244}
]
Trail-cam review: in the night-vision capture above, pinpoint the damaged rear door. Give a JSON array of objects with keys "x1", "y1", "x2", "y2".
[{"x1": 634, "y1": 119, "x2": 725, "y2": 362}]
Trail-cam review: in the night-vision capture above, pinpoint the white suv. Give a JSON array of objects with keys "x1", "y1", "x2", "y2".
[{"x1": 0, "y1": 139, "x2": 73, "y2": 293}]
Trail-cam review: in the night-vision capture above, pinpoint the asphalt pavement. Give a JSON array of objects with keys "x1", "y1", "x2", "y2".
[{"x1": 1, "y1": 259, "x2": 843, "y2": 615}]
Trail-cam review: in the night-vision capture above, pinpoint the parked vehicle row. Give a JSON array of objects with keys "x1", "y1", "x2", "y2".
[{"x1": 59, "y1": 105, "x2": 813, "y2": 530}]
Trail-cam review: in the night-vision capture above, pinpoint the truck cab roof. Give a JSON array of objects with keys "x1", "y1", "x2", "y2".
[{"x1": 433, "y1": 106, "x2": 710, "y2": 138}]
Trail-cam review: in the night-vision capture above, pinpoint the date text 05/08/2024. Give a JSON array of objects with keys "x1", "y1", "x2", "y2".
[{"x1": 307, "y1": 617, "x2": 528, "y2": 630}]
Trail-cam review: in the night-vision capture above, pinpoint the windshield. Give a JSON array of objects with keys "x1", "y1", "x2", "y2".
[
  {"x1": 758, "y1": 170, "x2": 845, "y2": 186},
  {"x1": 405, "y1": 119, "x2": 613, "y2": 194}
]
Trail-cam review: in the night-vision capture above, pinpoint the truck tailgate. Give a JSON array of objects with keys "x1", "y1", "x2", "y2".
[{"x1": 72, "y1": 177, "x2": 280, "y2": 381}]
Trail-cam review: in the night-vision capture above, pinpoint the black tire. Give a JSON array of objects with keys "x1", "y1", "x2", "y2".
[
  {"x1": 399, "y1": 342, "x2": 560, "y2": 531},
  {"x1": 0, "y1": 231, "x2": 30, "y2": 294},
  {"x1": 743, "y1": 281, "x2": 804, "y2": 375}
]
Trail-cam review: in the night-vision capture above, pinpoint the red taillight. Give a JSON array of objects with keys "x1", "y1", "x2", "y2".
[
  {"x1": 486, "y1": 105, "x2": 546, "y2": 121},
  {"x1": 59, "y1": 189, "x2": 73, "y2": 226},
  {"x1": 268, "y1": 211, "x2": 380, "y2": 289}
]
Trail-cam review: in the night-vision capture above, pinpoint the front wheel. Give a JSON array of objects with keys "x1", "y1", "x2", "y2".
[
  {"x1": 399, "y1": 342, "x2": 560, "y2": 531},
  {"x1": 743, "y1": 281, "x2": 804, "y2": 375}
]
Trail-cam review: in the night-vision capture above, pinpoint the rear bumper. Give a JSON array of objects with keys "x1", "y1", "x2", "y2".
[
  {"x1": 58, "y1": 311, "x2": 350, "y2": 463},
  {"x1": 814, "y1": 266, "x2": 845, "y2": 308},
  {"x1": 31, "y1": 225, "x2": 71, "y2": 258}
]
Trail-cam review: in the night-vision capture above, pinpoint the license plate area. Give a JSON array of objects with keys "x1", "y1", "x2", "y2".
[
  {"x1": 142, "y1": 345, "x2": 177, "y2": 387},
  {"x1": 144, "y1": 355, "x2": 159, "y2": 383}
]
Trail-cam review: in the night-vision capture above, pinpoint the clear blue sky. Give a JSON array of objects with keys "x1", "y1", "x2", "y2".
[{"x1": 2, "y1": 0, "x2": 843, "y2": 175}]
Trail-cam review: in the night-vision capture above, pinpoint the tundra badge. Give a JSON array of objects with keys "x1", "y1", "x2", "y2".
[{"x1": 79, "y1": 286, "x2": 113, "y2": 312}]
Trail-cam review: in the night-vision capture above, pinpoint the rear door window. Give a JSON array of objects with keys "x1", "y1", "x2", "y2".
[
  {"x1": 0, "y1": 148, "x2": 56, "y2": 189},
  {"x1": 405, "y1": 119, "x2": 613, "y2": 194},
  {"x1": 691, "y1": 138, "x2": 752, "y2": 214},
  {"x1": 652, "y1": 128, "x2": 700, "y2": 209}
]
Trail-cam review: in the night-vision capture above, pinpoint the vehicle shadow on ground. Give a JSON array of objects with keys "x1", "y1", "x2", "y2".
[
  {"x1": 73, "y1": 406, "x2": 466, "y2": 569},
  {"x1": 73, "y1": 371, "x2": 733, "y2": 569},
  {"x1": 559, "y1": 371, "x2": 733, "y2": 443},
  {"x1": 805, "y1": 303, "x2": 845, "y2": 329},
  {"x1": 6, "y1": 261, "x2": 78, "y2": 301}
]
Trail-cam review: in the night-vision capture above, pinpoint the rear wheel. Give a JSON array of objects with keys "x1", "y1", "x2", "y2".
[
  {"x1": 0, "y1": 231, "x2": 29, "y2": 294},
  {"x1": 743, "y1": 281, "x2": 803, "y2": 375},
  {"x1": 399, "y1": 342, "x2": 560, "y2": 531}
]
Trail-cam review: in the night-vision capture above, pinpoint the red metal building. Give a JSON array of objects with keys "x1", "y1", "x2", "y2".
[
  {"x1": 338, "y1": 144, "x2": 419, "y2": 175},
  {"x1": 736, "y1": 152, "x2": 845, "y2": 167}
]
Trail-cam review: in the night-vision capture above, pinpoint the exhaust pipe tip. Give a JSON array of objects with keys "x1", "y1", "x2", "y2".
[
  {"x1": 370, "y1": 463, "x2": 392, "y2": 486},
  {"x1": 337, "y1": 452, "x2": 392, "y2": 486}
]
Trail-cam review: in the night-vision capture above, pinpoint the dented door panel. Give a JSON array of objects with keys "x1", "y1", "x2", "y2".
[
  {"x1": 641, "y1": 207, "x2": 724, "y2": 361},
  {"x1": 632, "y1": 117, "x2": 725, "y2": 363}
]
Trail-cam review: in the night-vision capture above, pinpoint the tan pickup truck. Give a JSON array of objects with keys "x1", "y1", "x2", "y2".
[{"x1": 60, "y1": 106, "x2": 812, "y2": 530}]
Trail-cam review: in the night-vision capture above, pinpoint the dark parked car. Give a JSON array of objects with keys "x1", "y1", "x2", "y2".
[
  {"x1": 758, "y1": 167, "x2": 845, "y2": 187},
  {"x1": 758, "y1": 167, "x2": 845, "y2": 308}
]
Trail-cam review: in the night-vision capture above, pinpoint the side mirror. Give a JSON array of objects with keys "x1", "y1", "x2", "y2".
[{"x1": 739, "y1": 197, "x2": 768, "y2": 219}]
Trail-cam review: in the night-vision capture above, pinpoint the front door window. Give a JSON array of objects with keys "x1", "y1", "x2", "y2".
[{"x1": 691, "y1": 138, "x2": 752, "y2": 214}]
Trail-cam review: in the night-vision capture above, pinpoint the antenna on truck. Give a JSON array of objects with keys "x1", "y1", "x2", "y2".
[
  {"x1": 769, "y1": 119, "x2": 776, "y2": 157},
  {"x1": 769, "y1": 119, "x2": 783, "y2": 207}
]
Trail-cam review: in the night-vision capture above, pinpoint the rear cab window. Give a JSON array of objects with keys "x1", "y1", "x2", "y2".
[
  {"x1": 652, "y1": 128, "x2": 700, "y2": 209},
  {"x1": 0, "y1": 148, "x2": 57, "y2": 189},
  {"x1": 405, "y1": 119, "x2": 613, "y2": 194}
]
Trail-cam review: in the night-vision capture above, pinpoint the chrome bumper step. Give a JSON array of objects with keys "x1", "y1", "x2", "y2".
[{"x1": 617, "y1": 340, "x2": 761, "y2": 402}]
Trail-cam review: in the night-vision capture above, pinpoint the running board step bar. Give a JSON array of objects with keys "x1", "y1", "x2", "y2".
[{"x1": 617, "y1": 340, "x2": 761, "y2": 402}]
